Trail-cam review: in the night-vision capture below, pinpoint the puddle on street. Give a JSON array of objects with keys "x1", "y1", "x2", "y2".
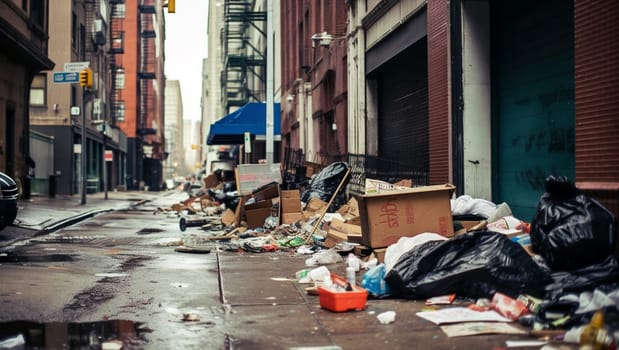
[
  {"x1": 136, "y1": 228, "x2": 165, "y2": 235},
  {"x1": 0, "y1": 319, "x2": 150, "y2": 349}
]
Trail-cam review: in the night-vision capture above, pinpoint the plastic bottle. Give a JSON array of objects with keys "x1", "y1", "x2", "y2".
[
  {"x1": 579, "y1": 310, "x2": 611, "y2": 350},
  {"x1": 346, "y1": 266, "x2": 356, "y2": 286}
]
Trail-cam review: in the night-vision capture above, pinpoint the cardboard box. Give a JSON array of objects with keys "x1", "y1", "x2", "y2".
[
  {"x1": 245, "y1": 199, "x2": 273, "y2": 228},
  {"x1": 357, "y1": 184, "x2": 455, "y2": 248},
  {"x1": 324, "y1": 229, "x2": 348, "y2": 248},
  {"x1": 329, "y1": 218, "x2": 362, "y2": 242},
  {"x1": 365, "y1": 178, "x2": 411, "y2": 194},
  {"x1": 280, "y1": 189, "x2": 303, "y2": 224},
  {"x1": 373, "y1": 248, "x2": 387, "y2": 264},
  {"x1": 280, "y1": 189, "x2": 302, "y2": 213}
]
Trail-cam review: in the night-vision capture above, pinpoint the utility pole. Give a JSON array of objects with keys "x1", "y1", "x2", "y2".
[
  {"x1": 79, "y1": 68, "x2": 93, "y2": 204},
  {"x1": 81, "y1": 86, "x2": 87, "y2": 204},
  {"x1": 102, "y1": 124, "x2": 108, "y2": 200},
  {"x1": 265, "y1": 0, "x2": 274, "y2": 164}
]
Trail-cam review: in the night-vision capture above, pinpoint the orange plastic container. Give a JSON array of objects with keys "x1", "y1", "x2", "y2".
[{"x1": 317, "y1": 274, "x2": 369, "y2": 312}]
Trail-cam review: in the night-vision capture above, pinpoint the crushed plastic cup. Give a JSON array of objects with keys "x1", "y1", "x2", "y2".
[
  {"x1": 377, "y1": 311, "x2": 396, "y2": 324},
  {"x1": 309, "y1": 266, "x2": 332, "y2": 287}
]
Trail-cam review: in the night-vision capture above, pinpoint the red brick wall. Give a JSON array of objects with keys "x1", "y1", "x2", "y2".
[
  {"x1": 574, "y1": 0, "x2": 619, "y2": 218},
  {"x1": 427, "y1": 0, "x2": 451, "y2": 185}
]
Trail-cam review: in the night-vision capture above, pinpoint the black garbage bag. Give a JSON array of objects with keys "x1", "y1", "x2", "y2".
[
  {"x1": 530, "y1": 176, "x2": 617, "y2": 271},
  {"x1": 384, "y1": 231, "x2": 552, "y2": 300},
  {"x1": 300, "y1": 162, "x2": 350, "y2": 212},
  {"x1": 544, "y1": 255, "x2": 619, "y2": 302}
]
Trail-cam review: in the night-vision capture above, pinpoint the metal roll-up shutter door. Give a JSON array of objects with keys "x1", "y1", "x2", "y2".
[{"x1": 376, "y1": 39, "x2": 429, "y2": 183}]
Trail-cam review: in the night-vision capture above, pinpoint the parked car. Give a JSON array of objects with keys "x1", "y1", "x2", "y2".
[{"x1": 0, "y1": 171, "x2": 19, "y2": 230}]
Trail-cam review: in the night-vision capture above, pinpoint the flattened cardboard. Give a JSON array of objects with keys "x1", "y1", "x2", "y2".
[
  {"x1": 329, "y1": 218, "x2": 362, "y2": 242},
  {"x1": 221, "y1": 209, "x2": 236, "y2": 227},
  {"x1": 253, "y1": 183, "x2": 280, "y2": 202},
  {"x1": 202, "y1": 173, "x2": 219, "y2": 189},
  {"x1": 357, "y1": 184, "x2": 455, "y2": 248},
  {"x1": 304, "y1": 197, "x2": 328, "y2": 215}
]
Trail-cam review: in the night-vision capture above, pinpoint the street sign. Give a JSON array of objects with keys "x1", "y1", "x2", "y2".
[
  {"x1": 64, "y1": 61, "x2": 90, "y2": 72},
  {"x1": 104, "y1": 150, "x2": 113, "y2": 162},
  {"x1": 53, "y1": 72, "x2": 80, "y2": 84}
]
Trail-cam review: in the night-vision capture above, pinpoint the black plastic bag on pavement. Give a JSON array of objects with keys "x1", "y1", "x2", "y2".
[
  {"x1": 300, "y1": 162, "x2": 350, "y2": 212},
  {"x1": 530, "y1": 176, "x2": 617, "y2": 271},
  {"x1": 384, "y1": 231, "x2": 552, "y2": 300},
  {"x1": 544, "y1": 255, "x2": 619, "y2": 301}
]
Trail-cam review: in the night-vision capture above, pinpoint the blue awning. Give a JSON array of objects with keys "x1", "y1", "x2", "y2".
[{"x1": 207, "y1": 102, "x2": 281, "y2": 145}]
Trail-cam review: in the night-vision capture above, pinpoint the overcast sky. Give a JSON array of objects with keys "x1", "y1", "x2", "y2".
[{"x1": 164, "y1": 1, "x2": 210, "y2": 121}]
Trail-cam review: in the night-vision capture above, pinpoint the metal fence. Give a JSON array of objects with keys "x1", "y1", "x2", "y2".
[{"x1": 282, "y1": 147, "x2": 429, "y2": 195}]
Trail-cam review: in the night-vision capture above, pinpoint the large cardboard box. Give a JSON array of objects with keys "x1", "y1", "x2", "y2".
[
  {"x1": 357, "y1": 184, "x2": 455, "y2": 248},
  {"x1": 245, "y1": 199, "x2": 273, "y2": 228}
]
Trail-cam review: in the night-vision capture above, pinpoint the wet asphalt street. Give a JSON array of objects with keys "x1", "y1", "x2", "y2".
[{"x1": 0, "y1": 190, "x2": 573, "y2": 349}]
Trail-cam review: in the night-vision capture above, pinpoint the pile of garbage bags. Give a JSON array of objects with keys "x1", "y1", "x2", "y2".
[{"x1": 373, "y1": 175, "x2": 618, "y2": 333}]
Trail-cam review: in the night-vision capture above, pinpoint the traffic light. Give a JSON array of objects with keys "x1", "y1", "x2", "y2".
[
  {"x1": 79, "y1": 68, "x2": 92, "y2": 88},
  {"x1": 168, "y1": 0, "x2": 175, "y2": 13}
]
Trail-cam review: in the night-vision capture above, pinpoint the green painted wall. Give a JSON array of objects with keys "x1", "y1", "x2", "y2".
[{"x1": 491, "y1": 0, "x2": 575, "y2": 221}]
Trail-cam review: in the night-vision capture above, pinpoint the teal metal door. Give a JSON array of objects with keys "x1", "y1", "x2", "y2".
[{"x1": 491, "y1": 0, "x2": 575, "y2": 220}]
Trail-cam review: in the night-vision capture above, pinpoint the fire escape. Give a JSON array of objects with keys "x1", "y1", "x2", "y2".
[
  {"x1": 110, "y1": 0, "x2": 125, "y2": 125},
  {"x1": 138, "y1": 0, "x2": 159, "y2": 156},
  {"x1": 222, "y1": 0, "x2": 266, "y2": 114}
]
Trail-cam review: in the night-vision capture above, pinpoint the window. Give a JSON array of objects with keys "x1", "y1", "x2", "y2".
[
  {"x1": 112, "y1": 3, "x2": 126, "y2": 18},
  {"x1": 30, "y1": 0, "x2": 45, "y2": 29},
  {"x1": 72, "y1": 12, "x2": 77, "y2": 49},
  {"x1": 29, "y1": 74, "x2": 47, "y2": 106},
  {"x1": 71, "y1": 86, "x2": 77, "y2": 107},
  {"x1": 80, "y1": 24, "x2": 85, "y2": 59},
  {"x1": 115, "y1": 68, "x2": 125, "y2": 89},
  {"x1": 114, "y1": 101, "x2": 125, "y2": 121}
]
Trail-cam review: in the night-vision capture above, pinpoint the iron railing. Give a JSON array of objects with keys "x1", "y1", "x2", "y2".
[{"x1": 282, "y1": 147, "x2": 429, "y2": 195}]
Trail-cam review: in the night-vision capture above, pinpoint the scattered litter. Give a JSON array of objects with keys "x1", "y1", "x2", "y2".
[
  {"x1": 174, "y1": 246, "x2": 211, "y2": 254},
  {"x1": 439, "y1": 322, "x2": 526, "y2": 337},
  {"x1": 101, "y1": 340, "x2": 123, "y2": 350},
  {"x1": 308, "y1": 266, "x2": 332, "y2": 287},
  {"x1": 504, "y1": 340, "x2": 548, "y2": 348},
  {"x1": 182, "y1": 313, "x2": 201, "y2": 322},
  {"x1": 305, "y1": 249, "x2": 343, "y2": 266},
  {"x1": 95, "y1": 273, "x2": 129, "y2": 278},
  {"x1": 361, "y1": 263, "x2": 391, "y2": 297},
  {"x1": 377, "y1": 310, "x2": 396, "y2": 324},
  {"x1": 416, "y1": 307, "x2": 512, "y2": 325},
  {"x1": 491, "y1": 292, "x2": 530, "y2": 321},
  {"x1": 425, "y1": 294, "x2": 456, "y2": 306}
]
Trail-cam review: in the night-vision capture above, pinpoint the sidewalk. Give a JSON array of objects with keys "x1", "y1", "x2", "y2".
[{"x1": 1, "y1": 190, "x2": 177, "y2": 248}]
